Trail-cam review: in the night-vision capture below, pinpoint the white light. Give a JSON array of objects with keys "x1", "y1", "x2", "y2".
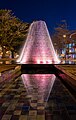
[
  {"x1": 43, "y1": 60, "x2": 46, "y2": 64},
  {"x1": 37, "y1": 59, "x2": 40, "y2": 64},
  {"x1": 63, "y1": 35, "x2": 66, "y2": 38},
  {"x1": 47, "y1": 60, "x2": 52, "y2": 64}
]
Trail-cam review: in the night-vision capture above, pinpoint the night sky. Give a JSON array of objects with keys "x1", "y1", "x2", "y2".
[{"x1": 0, "y1": 0, "x2": 76, "y2": 34}]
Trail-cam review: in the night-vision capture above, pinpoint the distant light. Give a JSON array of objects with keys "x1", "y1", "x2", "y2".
[
  {"x1": 63, "y1": 35, "x2": 66, "y2": 38},
  {"x1": 3, "y1": 46, "x2": 5, "y2": 48}
]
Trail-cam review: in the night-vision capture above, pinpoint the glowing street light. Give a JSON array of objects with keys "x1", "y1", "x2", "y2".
[
  {"x1": 63, "y1": 34, "x2": 66, "y2": 38},
  {"x1": 63, "y1": 34, "x2": 67, "y2": 62}
]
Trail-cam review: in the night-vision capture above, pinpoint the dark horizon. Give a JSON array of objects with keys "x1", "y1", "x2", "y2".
[{"x1": 0, "y1": 0, "x2": 76, "y2": 34}]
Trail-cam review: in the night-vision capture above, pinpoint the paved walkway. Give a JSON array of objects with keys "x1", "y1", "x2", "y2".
[
  {"x1": 55, "y1": 65, "x2": 76, "y2": 79},
  {"x1": 0, "y1": 65, "x2": 18, "y2": 73},
  {"x1": 0, "y1": 65, "x2": 21, "y2": 84},
  {"x1": 55, "y1": 65, "x2": 76, "y2": 88}
]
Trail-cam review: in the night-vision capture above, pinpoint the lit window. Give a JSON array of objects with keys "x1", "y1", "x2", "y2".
[
  {"x1": 69, "y1": 49, "x2": 71, "y2": 52},
  {"x1": 69, "y1": 44, "x2": 71, "y2": 48}
]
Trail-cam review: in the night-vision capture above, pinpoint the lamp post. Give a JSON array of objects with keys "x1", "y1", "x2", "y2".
[{"x1": 63, "y1": 34, "x2": 66, "y2": 63}]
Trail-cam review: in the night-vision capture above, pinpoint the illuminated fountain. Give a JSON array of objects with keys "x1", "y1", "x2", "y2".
[{"x1": 17, "y1": 20, "x2": 60, "y2": 64}]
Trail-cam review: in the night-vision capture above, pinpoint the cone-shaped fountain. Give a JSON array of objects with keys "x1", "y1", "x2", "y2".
[{"x1": 17, "y1": 20, "x2": 60, "y2": 64}]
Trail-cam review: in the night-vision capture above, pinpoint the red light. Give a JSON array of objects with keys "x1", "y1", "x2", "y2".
[
  {"x1": 40, "y1": 61, "x2": 43, "y2": 64},
  {"x1": 46, "y1": 61, "x2": 48, "y2": 64}
]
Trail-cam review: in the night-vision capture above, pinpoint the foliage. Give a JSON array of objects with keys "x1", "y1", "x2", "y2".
[
  {"x1": 52, "y1": 20, "x2": 71, "y2": 54},
  {"x1": 0, "y1": 9, "x2": 30, "y2": 58}
]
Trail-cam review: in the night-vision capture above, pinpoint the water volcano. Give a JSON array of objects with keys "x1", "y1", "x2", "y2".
[{"x1": 17, "y1": 20, "x2": 60, "y2": 64}]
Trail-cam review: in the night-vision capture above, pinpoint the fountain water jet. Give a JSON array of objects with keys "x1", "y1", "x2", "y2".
[{"x1": 17, "y1": 20, "x2": 60, "y2": 64}]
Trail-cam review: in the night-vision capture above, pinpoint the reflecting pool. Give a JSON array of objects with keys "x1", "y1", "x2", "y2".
[
  {"x1": 21, "y1": 74, "x2": 56, "y2": 103},
  {"x1": 0, "y1": 73, "x2": 76, "y2": 120}
]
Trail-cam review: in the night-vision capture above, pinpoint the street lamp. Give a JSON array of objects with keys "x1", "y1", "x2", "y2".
[
  {"x1": 63, "y1": 34, "x2": 66, "y2": 38},
  {"x1": 63, "y1": 34, "x2": 66, "y2": 63}
]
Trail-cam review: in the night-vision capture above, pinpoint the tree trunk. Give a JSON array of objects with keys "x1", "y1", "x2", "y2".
[
  {"x1": 2, "y1": 46, "x2": 6, "y2": 58},
  {"x1": 11, "y1": 50, "x2": 15, "y2": 64},
  {"x1": 11, "y1": 50, "x2": 14, "y2": 58},
  {"x1": 2, "y1": 46, "x2": 6, "y2": 64}
]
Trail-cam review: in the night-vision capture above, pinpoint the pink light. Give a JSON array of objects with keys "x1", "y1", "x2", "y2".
[
  {"x1": 17, "y1": 21, "x2": 60, "y2": 64},
  {"x1": 40, "y1": 61, "x2": 43, "y2": 64},
  {"x1": 46, "y1": 61, "x2": 49, "y2": 64},
  {"x1": 21, "y1": 74, "x2": 56, "y2": 102},
  {"x1": 46, "y1": 60, "x2": 52, "y2": 64},
  {"x1": 37, "y1": 59, "x2": 52, "y2": 64},
  {"x1": 37, "y1": 59, "x2": 46, "y2": 64}
]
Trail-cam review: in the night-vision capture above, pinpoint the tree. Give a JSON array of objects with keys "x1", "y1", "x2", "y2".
[
  {"x1": 52, "y1": 20, "x2": 71, "y2": 55},
  {"x1": 0, "y1": 9, "x2": 30, "y2": 58}
]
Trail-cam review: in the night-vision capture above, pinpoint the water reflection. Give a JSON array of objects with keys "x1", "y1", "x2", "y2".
[{"x1": 21, "y1": 74, "x2": 56, "y2": 103}]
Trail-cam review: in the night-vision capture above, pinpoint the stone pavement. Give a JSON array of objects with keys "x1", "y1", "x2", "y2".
[
  {"x1": 55, "y1": 65, "x2": 76, "y2": 89},
  {"x1": 0, "y1": 74, "x2": 76, "y2": 120},
  {"x1": 0, "y1": 65, "x2": 21, "y2": 83},
  {"x1": 55, "y1": 65, "x2": 76, "y2": 80},
  {"x1": 0, "y1": 65, "x2": 18, "y2": 73}
]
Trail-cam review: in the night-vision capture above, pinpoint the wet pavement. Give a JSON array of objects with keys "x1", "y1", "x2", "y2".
[{"x1": 0, "y1": 73, "x2": 76, "y2": 120}]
